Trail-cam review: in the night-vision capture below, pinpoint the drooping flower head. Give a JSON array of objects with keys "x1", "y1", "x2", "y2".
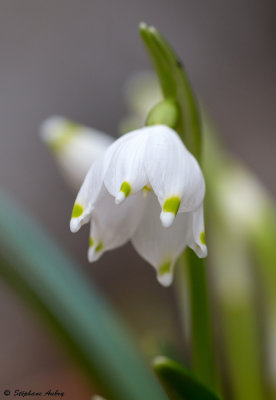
[{"x1": 70, "y1": 124, "x2": 207, "y2": 286}]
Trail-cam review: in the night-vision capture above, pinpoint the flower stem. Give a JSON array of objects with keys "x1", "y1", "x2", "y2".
[
  {"x1": 177, "y1": 249, "x2": 216, "y2": 390},
  {"x1": 140, "y1": 22, "x2": 216, "y2": 391}
]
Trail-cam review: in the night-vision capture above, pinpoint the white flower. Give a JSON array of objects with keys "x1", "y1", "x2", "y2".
[
  {"x1": 70, "y1": 124, "x2": 207, "y2": 286},
  {"x1": 40, "y1": 116, "x2": 114, "y2": 190}
]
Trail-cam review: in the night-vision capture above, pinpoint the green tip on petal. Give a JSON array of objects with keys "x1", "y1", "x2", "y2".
[
  {"x1": 158, "y1": 261, "x2": 171, "y2": 276},
  {"x1": 89, "y1": 236, "x2": 94, "y2": 248},
  {"x1": 71, "y1": 203, "x2": 84, "y2": 218},
  {"x1": 200, "y1": 231, "x2": 206, "y2": 245},
  {"x1": 146, "y1": 98, "x2": 179, "y2": 129},
  {"x1": 95, "y1": 242, "x2": 103, "y2": 253},
  {"x1": 120, "y1": 181, "x2": 131, "y2": 198},
  {"x1": 163, "y1": 196, "x2": 181, "y2": 215},
  {"x1": 157, "y1": 261, "x2": 173, "y2": 287}
]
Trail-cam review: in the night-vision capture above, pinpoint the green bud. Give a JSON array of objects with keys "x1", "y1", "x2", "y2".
[{"x1": 146, "y1": 98, "x2": 179, "y2": 129}]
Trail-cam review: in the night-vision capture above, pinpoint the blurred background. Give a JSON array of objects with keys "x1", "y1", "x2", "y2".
[{"x1": 0, "y1": 0, "x2": 275, "y2": 397}]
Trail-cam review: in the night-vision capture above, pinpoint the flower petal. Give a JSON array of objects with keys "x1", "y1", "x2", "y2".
[
  {"x1": 88, "y1": 187, "x2": 146, "y2": 262},
  {"x1": 40, "y1": 116, "x2": 114, "y2": 190},
  {"x1": 144, "y1": 125, "x2": 205, "y2": 226},
  {"x1": 70, "y1": 155, "x2": 105, "y2": 233},
  {"x1": 131, "y1": 192, "x2": 192, "y2": 287},
  {"x1": 188, "y1": 205, "x2": 208, "y2": 258},
  {"x1": 103, "y1": 128, "x2": 149, "y2": 203}
]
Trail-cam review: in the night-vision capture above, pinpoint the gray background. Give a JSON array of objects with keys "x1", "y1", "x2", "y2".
[{"x1": 0, "y1": 0, "x2": 275, "y2": 394}]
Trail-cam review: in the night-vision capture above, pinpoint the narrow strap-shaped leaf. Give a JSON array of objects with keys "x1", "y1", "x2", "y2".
[
  {"x1": 140, "y1": 23, "x2": 201, "y2": 160},
  {"x1": 0, "y1": 190, "x2": 168, "y2": 400},
  {"x1": 153, "y1": 356, "x2": 221, "y2": 400}
]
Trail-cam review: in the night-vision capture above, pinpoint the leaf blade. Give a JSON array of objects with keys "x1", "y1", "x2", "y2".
[
  {"x1": 153, "y1": 356, "x2": 221, "y2": 400},
  {"x1": 0, "y1": 190, "x2": 168, "y2": 400}
]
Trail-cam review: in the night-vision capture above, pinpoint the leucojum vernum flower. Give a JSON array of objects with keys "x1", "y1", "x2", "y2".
[
  {"x1": 36, "y1": 23, "x2": 276, "y2": 399},
  {"x1": 70, "y1": 123, "x2": 207, "y2": 286}
]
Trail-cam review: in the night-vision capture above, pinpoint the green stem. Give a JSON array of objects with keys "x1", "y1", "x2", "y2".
[
  {"x1": 185, "y1": 250, "x2": 215, "y2": 389},
  {"x1": 206, "y1": 186, "x2": 266, "y2": 400},
  {"x1": 221, "y1": 302, "x2": 265, "y2": 400},
  {"x1": 250, "y1": 206, "x2": 276, "y2": 398},
  {"x1": 140, "y1": 23, "x2": 216, "y2": 390}
]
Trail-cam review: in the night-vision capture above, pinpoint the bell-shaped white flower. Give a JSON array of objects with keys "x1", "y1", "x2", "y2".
[
  {"x1": 70, "y1": 124, "x2": 207, "y2": 286},
  {"x1": 40, "y1": 116, "x2": 114, "y2": 190}
]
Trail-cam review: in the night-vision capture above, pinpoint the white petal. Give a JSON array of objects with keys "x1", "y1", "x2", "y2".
[
  {"x1": 40, "y1": 116, "x2": 114, "y2": 190},
  {"x1": 144, "y1": 125, "x2": 205, "y2": 223},
  {"x1": 188, "y1": 205, "x2": 208, "y2": 258},
  {"x1": 131, "y1": 192, "x2": 193, "y2": 287},
  {"x1": 88, "y1": 187, "x2": 146, "y2": 262},
  {"x1": 103, "y1": 128, "x2": 149, "y2": 201},
  {"x1": 70, "y1": 155, "x2": 105, "y2": 233}
]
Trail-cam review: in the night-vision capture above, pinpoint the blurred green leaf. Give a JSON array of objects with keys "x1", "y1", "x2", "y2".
[
  {"x1": 0, "y1": 190, "x2": 168, "y2": 400},
  {"x1": 140, "y1": 23, "x2": 201, "y2": 160},
  {"x1": 153, "y1": 356, "x2": 220, "y2": 400}
]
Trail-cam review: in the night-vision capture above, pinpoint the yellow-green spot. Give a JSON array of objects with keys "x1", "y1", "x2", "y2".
[
  {"x1": 200, "y1": 231, "x2": 206, "y2": 245},
  {"x1": 158, "y1": 261, "x2": 171, "y2": 276},
  {"x1": 95, "y1": 242, "x2": 103, "y2": 253},
  {"x1": 143, "y1": 185, "x2": 152, "y2": 192},
  {"x1": 89, "y1": 237, "x2": 94, "y2": 248},
  {"x1": 49, "y1": 121, "x2": 80, "y2": 153},
  {"x1": 120, "y1": 181, "x2": 131, "y2": 197},
  {"x1": 163, "y1": 196, "x2": 181, "y2": 215},
  {"x1": 71, "y1": 203, "x2": 83, "y2": 218}
]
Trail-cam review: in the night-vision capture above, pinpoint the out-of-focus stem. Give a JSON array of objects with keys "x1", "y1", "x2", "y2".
[
  {"x1": 202, "y1": 117, "x2": 267, "y2": 399},
  {"x1": 208, "y1": 207, "x2": 266, "y2": 400},
  {"x1": 221, "y1": 299, "x2": 264, "y2": 400},
  {"x1": 251, "y1": 205, "x2": 276, "y2": 397}
]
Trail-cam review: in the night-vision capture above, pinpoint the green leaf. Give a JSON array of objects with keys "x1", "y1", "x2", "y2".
[
  {"x1": 153, "y1": 356, "x2": 221, "y2": 400},
  {"x1": 140, "y1": 23, "x2": 201, "y2": 160},
  {"x1": 0, "y1": 190, "x2": 168, "y2": 400}
]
